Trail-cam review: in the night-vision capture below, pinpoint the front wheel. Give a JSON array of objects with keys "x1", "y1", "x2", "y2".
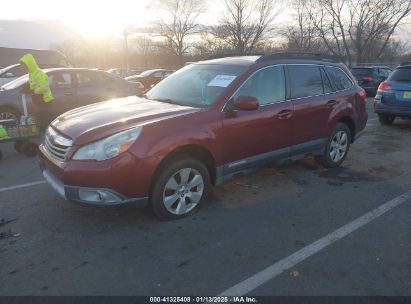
[
  {"x1": 315, "y1": 123, "x2": 351, "y2": 168},
  {"x1": 378, "y1": 114, "x2": 395, "y2": 125},
  {"x1": 150, "y1": 158, "x2": 210, "y2": 220}
]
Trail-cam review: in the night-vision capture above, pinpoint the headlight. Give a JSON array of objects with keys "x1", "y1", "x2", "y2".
[{"x1": 72, "y1": 127, "x2": 142, "y2": 161}]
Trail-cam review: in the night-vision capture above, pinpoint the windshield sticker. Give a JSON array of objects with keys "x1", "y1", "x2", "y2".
[{"x1": 207, "y1": 75, "x2": 237, "y2": 87}]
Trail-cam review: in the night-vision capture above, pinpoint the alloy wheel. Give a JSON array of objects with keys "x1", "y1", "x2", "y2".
[
  {"x1": 162, "y1": 168, "x2": 204, "y2": 215},
  {"x1": 329, "y1": 131, "x2": 348, "y2": 163}
]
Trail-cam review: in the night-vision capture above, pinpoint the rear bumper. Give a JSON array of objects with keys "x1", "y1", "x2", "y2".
[
  {"x1": 39, "y1": 160, "x2": 148, "y2": 206},
  {"x1": 375, "y1": 105, "x2": 411, "y2": 117}
]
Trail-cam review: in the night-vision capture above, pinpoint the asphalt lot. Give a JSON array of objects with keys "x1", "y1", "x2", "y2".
[{"x1": 0, "y1": 98, "x2": 410, "y2": 296}]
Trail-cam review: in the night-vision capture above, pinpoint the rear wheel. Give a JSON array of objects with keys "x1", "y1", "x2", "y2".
[
  {"x1": 0, "y1": 107, "x2": 20, "y2": 123},
  {"x1": 378, "y1": 114, "x2": 395, "y2": 125},
  {"x1": 315, "y1": 123, "x2": 351, "y2": 168},
  {"x1": 150, "y1": 158, "x2": 210, "y2": 220},
  {"x1": 14, "y1": 140, "x2": 28, "y2": 153}
]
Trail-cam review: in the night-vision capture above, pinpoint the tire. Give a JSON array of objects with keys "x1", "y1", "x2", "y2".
[
  {"x1": 0, "y1": 106, "x2": 21, "y2": 123},
  {"x1": 378, "y1": 114, "x2": 395, "y2": 125},
  {"x1": 315, "y1": 123, "x2": 351, "y2": 168},
  {"x1": 21, "y1": 141, "x2": 38, "y2": 157},
  {"x1": 14, "y1": 140, "x2": 28, "y2": 153},
  {"x1": 150, "y1": 157, "x2": 210, "y2": 220},
  {"x1": 0, "y1": 149, "x2": 3, "y2": 161}
]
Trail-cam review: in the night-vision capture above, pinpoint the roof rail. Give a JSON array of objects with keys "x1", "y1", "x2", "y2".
[
  {"x1": 256, "y1": 52, "x2": 337, "y2": 63},
  {"x1": 203, "y1": 53, "x2": 264, "y2": 60}
]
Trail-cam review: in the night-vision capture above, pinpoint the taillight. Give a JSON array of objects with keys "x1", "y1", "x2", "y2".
[
  {"x1": 359, "y1": 89, "x2": 367, "y2": 99},
  {"x1": 378, "y1": 82, "x2": 391, "y2": 91},
  {"x1": 362, "y1": 76, "x2": 374, "y2": 81}
]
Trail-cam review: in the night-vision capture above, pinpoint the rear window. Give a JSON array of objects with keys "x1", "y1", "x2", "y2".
[
  {"x1": 388, "y1": 67, "x2": 411, "y2": 82},
  {"x1": 351, "y1": 68, "x2": 372, "y2": 78},
  {"x1": 325, "y1": 66, "x2": 353, "y2": 91}
]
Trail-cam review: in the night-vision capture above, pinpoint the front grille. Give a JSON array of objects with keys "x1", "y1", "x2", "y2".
[{"x1": 44, "y1": 127, "x2": 72, "y2": 161}]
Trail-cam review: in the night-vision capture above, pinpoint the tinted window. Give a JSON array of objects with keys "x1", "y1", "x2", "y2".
[
  {"x1": 325, "y1": 67, "x2": 353, "y2": 91},
  {"x1": 49, "y1": 72, "x2": 72, "y2": 88},
  {"x1": 388, "y1": 67, "x2": 411, "y2": 82},
  {"x1": 233, "y1": 65, "x2": 285, "y2": 106},
  {"x1": 153, "y1": 71, "x2": 163, "y2": 78},
  {"x1": 378, "y1": 68, "x2": 390, "y2": 78},
  {"x1": 288, "y1": 65, "x2": 323, "y2": 99},
  {"x1": 321, "y1": 67, "x2": 333, "y2": 94}
]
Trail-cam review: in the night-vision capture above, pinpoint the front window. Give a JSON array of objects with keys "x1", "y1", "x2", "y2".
[{"x1": 146, "y1": 64, "x2": 246, "y2": 107}]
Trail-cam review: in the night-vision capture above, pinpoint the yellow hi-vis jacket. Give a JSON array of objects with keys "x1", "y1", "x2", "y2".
[
  {"x1": 20, "y1": 54, "x2": 53, "y2": 103},
  {"x1": 0, "y1": 125, "x2": 9, "y2": 140}
]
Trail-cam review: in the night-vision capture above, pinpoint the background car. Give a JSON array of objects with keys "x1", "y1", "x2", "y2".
[
  {"x1": 0, "y1": 63, "x2": 68, "y2": 86},
  {"x1": 374, "y1": 64, "x2": 411, "y2": 125},
  {"x1": 106, "y1": 68, "x2": 143, "y2": 78},
  {"x1": 125, "y1": 69, "x2": 174, "y2": 90},
  {"x1": 351, "y1": 66, "x2": 392, "y2": 96},
  {"x1": 0, "y1": 68, "x2": 142, "y2": 121}
]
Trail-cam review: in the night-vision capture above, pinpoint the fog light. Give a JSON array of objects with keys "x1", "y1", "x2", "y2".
[{"x1": 78, "y1": 189, "x2": 120, "y2": 203}]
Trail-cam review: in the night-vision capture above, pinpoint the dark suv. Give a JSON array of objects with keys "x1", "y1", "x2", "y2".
[
  {"x1": 351, "y1": 66, "x2": 392, "y2": 96},
  {"x1": 39, "y1": 53, "x2": 368, "y2": 220}
]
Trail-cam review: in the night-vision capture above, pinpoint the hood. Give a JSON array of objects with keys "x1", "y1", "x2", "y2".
[
  {"x1": 51, "y1": 96, "x2": 201, "y2": 145},
  {"x1": 20, "y1": 54, "x2": 40, "y2": 74}
]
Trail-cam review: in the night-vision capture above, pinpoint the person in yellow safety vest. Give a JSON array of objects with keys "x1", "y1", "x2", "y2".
[
  {"x1": 19, "y1": 54, "x2": 54, "y2": 131},
  {"x1": 0, "y1": 125, "x2": 9, "y2": 140}
]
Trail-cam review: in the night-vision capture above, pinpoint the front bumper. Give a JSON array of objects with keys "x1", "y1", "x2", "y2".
[{"x1": 40, "y1": 161, "x2": 148, "y2": 206}]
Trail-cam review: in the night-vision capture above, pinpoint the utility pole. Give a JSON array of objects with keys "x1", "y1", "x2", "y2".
[{"x1": 123, "y1": 29, "x2": 129, "y2": 74}]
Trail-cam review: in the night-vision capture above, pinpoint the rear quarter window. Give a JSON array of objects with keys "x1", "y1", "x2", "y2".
[
  {"x1": 388, "y1": 68, "x2": 411, "y2": 82},
  {"x1": 325, "y1": 66, "x2": 353, "y2": 91}
]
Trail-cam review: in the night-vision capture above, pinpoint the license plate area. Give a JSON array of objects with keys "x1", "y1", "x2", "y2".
[{"x1": 403, "y1": 91, "x2": 411, "y2": 98}]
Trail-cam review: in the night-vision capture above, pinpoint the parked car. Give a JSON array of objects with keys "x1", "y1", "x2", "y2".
[
  {"x1": 351, "y1": 66, "x2": 392, "y2": 96},
  {"x1": 0, "y1": 68, "x2": 142, "y2": 121},
  {"x1": 374, "y1": 64, "x2": 411, "y2": 125},
  {"x1": 39, "y1": 53, "x2": 367, "y2": 220},
  {"x1": 106, "y1": 68, "x2": 143, "y2": 78},
  {"x1": 125, "y1": 69, "x2": 174, "y2": 90},
  {"x1": 0, "y1": 63, "x2": 68, "y2": 87}
]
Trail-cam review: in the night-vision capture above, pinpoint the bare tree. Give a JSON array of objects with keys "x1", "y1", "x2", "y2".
[
  {"x1": 155, "y1": 0, "x2": 204, "y2": 59},
  {"x1": 307, "y1": 0, "x2": 411, "y2": 65},
  {"x1": 280, "y1": 0, "x2": 324, "y2": 52},
  {"x1": 218, "y1": 0, "x2": 282, "y2": 55}
]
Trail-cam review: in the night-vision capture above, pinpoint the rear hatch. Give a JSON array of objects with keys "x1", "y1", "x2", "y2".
[
  {"x1": 351, "y1": 68, "x2": 375, "y2": 86},
  {"x1": 382, "y1": 67, "x2": 411, "y2": 108}
]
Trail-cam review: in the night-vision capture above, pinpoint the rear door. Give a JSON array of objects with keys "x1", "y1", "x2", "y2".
[
  {"x1": 286, "y1": 64, "x2": 330, "y2": 155},
  {"x1": 222, "y1": 65, "x2": 294, "y2": 173},
  {"x1": 47, "y1": 71, "x2": 76, "y2": 116}
]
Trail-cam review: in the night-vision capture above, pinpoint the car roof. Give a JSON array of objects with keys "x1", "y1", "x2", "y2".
[
  {"x1": 43, "y1": 67, "x2": 101, "y2": 73},
  {"x1": 352, "y1": 66, "x2": 391, "y2": 69}
]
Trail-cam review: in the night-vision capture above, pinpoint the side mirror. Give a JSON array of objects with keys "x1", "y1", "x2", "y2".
[
  {"x1": 234, "y1": 95, "x2": 259, "y2": 111},
  {"x1": 5, "y1": 72, "x2": 14, "y2": 78}
]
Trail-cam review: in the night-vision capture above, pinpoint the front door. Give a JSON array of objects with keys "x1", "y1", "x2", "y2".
[
  {"x1": 221, "y1": 65, "x2": 295, "y2": 174},
  {"x1": 47, "y1": 71, "x2": 76, "y2": 118}
]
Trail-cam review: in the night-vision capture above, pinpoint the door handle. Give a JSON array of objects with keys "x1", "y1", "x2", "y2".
[
  {"x1": 326, "y1": 100, "x2": 338, "y2": 108},
  {"x1": 277, "y1": 109, "x2": 293, "y2": 119}
]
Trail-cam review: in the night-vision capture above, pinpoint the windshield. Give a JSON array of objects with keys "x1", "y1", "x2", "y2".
[
  {"x1": 145, "y1": 64, "x2": 246, "y2": 107},
  {"x1": 389, "y1": 67, "x2": 411, "y2": 82},
  {"x1": 1, "y1": 75, "x2": 28, "y2": 90}
]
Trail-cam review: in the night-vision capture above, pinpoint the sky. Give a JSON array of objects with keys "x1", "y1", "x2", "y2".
[
  {"x1": 0, "y1": 0, "x2": 238, "y2": 38},
  {"x1": 0, "y1": 0, "x2": 409, "y2": 49}
]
